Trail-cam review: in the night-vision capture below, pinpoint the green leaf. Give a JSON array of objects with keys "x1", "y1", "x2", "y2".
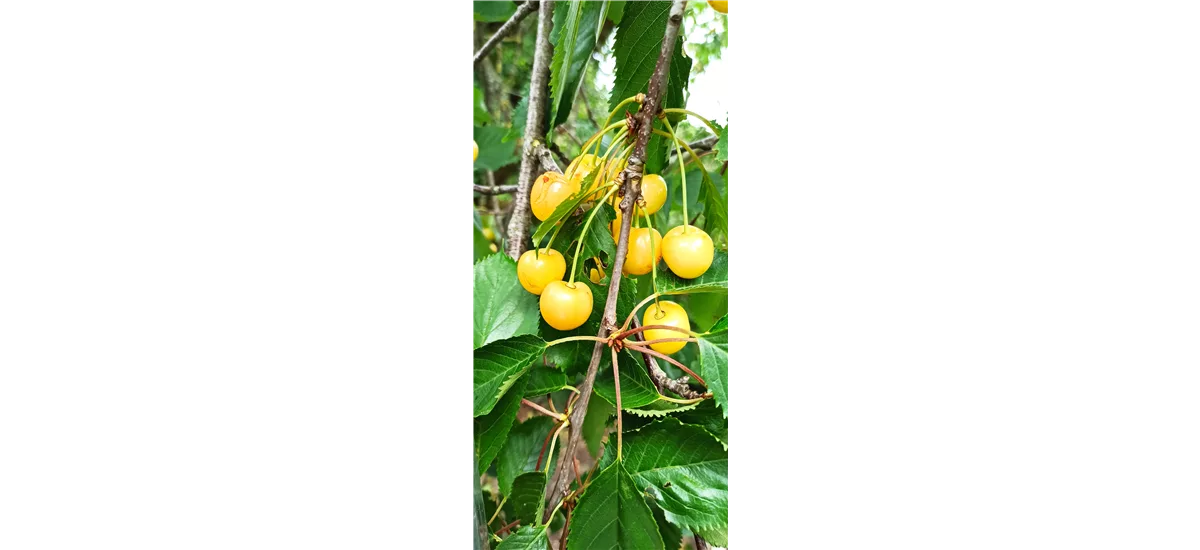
[
  {"x1": 651, "y1": 502, "x2": 683, "y2": 550},
  {"x1": 697, "y1": 168, "x2": 728, "y2": 246},
  {"x1": 474, "y1": 335, "x2": 547, "y2": 417},
  {"x1": 496, "y1": 525, "x2": 550, "y2": 550},
  {"x1": 625, "y1": 398, "x2": 700, "y2": 418},
  {"x1": 474, "y1": 1, "x2": 517, "y2": 22},
  {"x1": 695, "y1": 526, "x2": 728, "y2": 547},
  {"x1": 697, "y1": 316, "x2": 728, "y2": 418},
  {"x1": 657, "y1": 250, "x2": 728, "y2": 295},
  {"x1": 474, "y1": 254, "x2": 541, "y2": 349},
  {"x1": 715, "y1": 123, "x2": 728, "y2": 161},
  {"x1": 609, "y1": 1, "x2": 692, "y2": 175},
  {"x1": 566, "y1": 461, "x2": 665, "y2": 550},
  {"x1": 474, "y1": 86, "x2": 492, "y2": 125},
  {"x1": 674, "y1": 399, "x2": 728, "y2": 449},
  {"x1": 498, "y1": 416, "x2": 559, "y2": 496},
  {"x1": 594, "y1": 349, "x2": 661, "y2": 410},
  {"x1": 474, "y1": 125, "x2": 519, "y2": 171},
  {"x1": 503, "y1": 93, "x2": 529, "y2": 143},
  {"x1": 540, "y1": 278, "x2": 636, "y2": 374},
  {"x1": 476, "y1": 376, "x2": 527, "y2": 475},
  {"x1": 549, "y1": 1, "x2": 604, "y2": 127},
  {"x1": 529, "y1": 170, "x2": 603, "y2": 245},
  {"x1": 523, "y1": 366, "x2": 568, "y2": 397},
  {"x1": 582, "y1": 395, "x2": 614, "y2": 458},
  {"x1": 509, "y1": 472, "x2": 547, "y2": 526},
  {"x1": 605, "y1": 0, "x2": 625, "y2": 25},
  {"x1": 608, "y1": 418, "x2": 728, "y2": 534}
]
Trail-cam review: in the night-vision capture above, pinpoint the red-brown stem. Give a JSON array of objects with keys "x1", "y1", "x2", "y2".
[
  {"x1": 613, "y1": 324, "x2": 695, "y2": 340},
  {"x1": 624, "y1": 342, "x2": 707, "y2": 386},
  {"x1": 535, "y1": 420, "x2": 560, "y2": 471},
  {"x1": 558, "y1": 503, "x2": 572, "y2": 549},
  {"x1": 522, "y1": 399, "x2": 562, "y2": 420},
  {"x1": 496, "y1": 519, "x2": 520, "y2": 537},
  {"x1": 636, "y1": 337, "x2": 698, "y2": 346}
]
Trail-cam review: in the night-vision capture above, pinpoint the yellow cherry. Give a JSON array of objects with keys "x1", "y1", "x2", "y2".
[
  {"x1": 708, "y1": 1, "x2": 728, "y2": 14},
  {"x1": 540, "y1": 281, "x2": 593, "y2": 331},
  {"x1": 641, "y1": 301, "x2": 690, "y2": 355},
  {"x1": 473, "y1": 140, "x2": 479, "y2": 162},
  {"x1": 482, "y1": 227, "x2": 495, "y2": 242},
  {"x1": 489, "y1": 243, "x2": 498, "y2": 253},
  {"x1": 530, "y1": 172, "x2": 577, "y2": 221},
  {"x1": 662, "y1": 225, "x2": 714, "y2": 279},
  {"x1": 517, "y1": 248, "x2": 566, "y2": 295},
  {"x1": 638, "y1": 174, "x2": 667, "y2": 216},
  {"x1": 588, "y1": 258, "x2": 606, "y2": 284},
  {"x1": 622, "y1": 227, "x2": 663, "y2": 276}
]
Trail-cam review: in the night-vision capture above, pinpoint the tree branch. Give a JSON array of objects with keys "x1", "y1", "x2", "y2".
[
  {"x1": 669, "y1": 135, "x2": 719, "y2": 163},
  {"x1": 505, "y1": 0, "x2": 556, "y2": 259},
  {"x1": 473, "y1": 1, "x2": 538, "y2": 68},
  {"x1": 474, "y1": 184, "x2": 519, "y2": 195},
  {"x1": 543, "y1": 0, "x2": 688, "y2": 523}
]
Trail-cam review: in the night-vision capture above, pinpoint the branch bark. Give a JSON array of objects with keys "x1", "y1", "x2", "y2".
[
  {"x1": 669, "y1": 135, "x2": 719, "y2": 162},
  {"x1": 474, "y1": 184, "x2": 519, "y2": 195},
  {"x1": 542, "y1": 0, "x2": 688, "y2": 523},
  {"x1": 505, "y1": 0, "x2": 556, "y2": 260},
  {"x1": 473, "y1": 1, "x2": 538, "y2": 68}
]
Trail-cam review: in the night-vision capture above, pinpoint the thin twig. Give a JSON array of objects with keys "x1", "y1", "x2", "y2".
[
  {"x1": 694, "y1": 534, "x2": 711, "y2": 550},
  {"x1": 547, "y1": 140, "x2": 573, "y2": 168},
  {"x1": 668, "y1": 135, "x2": 720, "y2": 162},
  {"x1": 496, "y1": 519, "x2": 521, "y2": 538},
  {"x1": 543, "y1": 0, "x2": 688, "y2": 522},
  {"x1": 505, "y1": 0, "x2": 556, "y2": 259},
  {"x1": 624, "y1": 341, "x2": 706, "y2": 386},
  {"x1": 474, "y1": 184, "x2": 519, "y2": 195},
  {"x1": 522, "y1": 399, "x2": 564, "y2": 420},
  {"x1": 473, "y1": 1, "x2": 538, "y2": 68}
]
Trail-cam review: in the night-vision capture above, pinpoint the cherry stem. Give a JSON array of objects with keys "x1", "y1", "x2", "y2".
[
  {"x1": 568, "y1": 185, "x2": 620, "y2": 284},
  {"x1": 661, "y1": 116, "x2": 688, "y2": 227},
  {"x1": 546, "y1": 335, "x2": 608, "y2": 347},
  {"x1": 621, "y1": 292, "x2": 662, "y2": 333},
  {"x1": 543, "y1": 419, "x2": 569, "y2": 474},
  {"x1": 615, "y1": 323, "x2": 700, "y2": 342},
  {"x1": 569, "y1": 121, "x2": 627, "y2": 180},
  {"x1": 522, "y1": 399, "x2": 565, "y2": 421},
  {"x1": 487, "y1": 494, "x2": 509, "y2": 525},
  {"x1": 611, "y1": 345, "x2": 623, "y2": 462},
  {"x1": 534, "y1": 421, "x2": 557, "y2": 471},
  {"x1": 661, "y1": 108, "x2": 722, "y2": 135},
  {"x1": 658, "y1": 394, "x2": 710, "y2": 405},
  {"x1": 637, "y1": 337, "x2": 699, "y2": 346},
  {"x1": 594, "y1": 95, "x2": 642, "y2": 158},
  {"x1": 623, "y1": 342, "x2": 707, "y2": 386},
  {"x1": 653, "y1": 129, "x2": 710, "y2": 172},
  {"x1": 641, "y1": 208, "x2": 661, "y2": 309}
]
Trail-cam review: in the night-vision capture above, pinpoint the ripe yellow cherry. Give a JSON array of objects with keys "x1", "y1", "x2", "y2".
[
  {"x1": 662, "y1": 225, "x2": 714, "y2": 279},
  {"x1": 531, "y1": 172, "x2": 577, "y2": 221},
  {"x1": 641, "y1": 300, "x2": 690, "y2": 355},
  {"x1": 540, "y1": 280, "x2": 593, "y2": 331},
  {"x1": 517, "y1": 248, "x2": 566, "y2": 295},
  {"x1": 622, "y1": 227, "x2": 663, "y2": 276},
  {"x1": 638, "y1": 174, "x2": 667, "y2": 216},
  {"x1": 473, "y1": 140, "x2": 479, "y2": 162},
  {"x1": 588, "y1": 258, "x2": 606, "y2": 284},
  {"x1": 489, "y1": 243, "x2": 498, "y2": 253},
  {"x1": 482, "y1": 227, "x2": 495, "y2": 242},
  {"x1": 708, "y1": 1, "x2": 728, "y2": 14}
]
